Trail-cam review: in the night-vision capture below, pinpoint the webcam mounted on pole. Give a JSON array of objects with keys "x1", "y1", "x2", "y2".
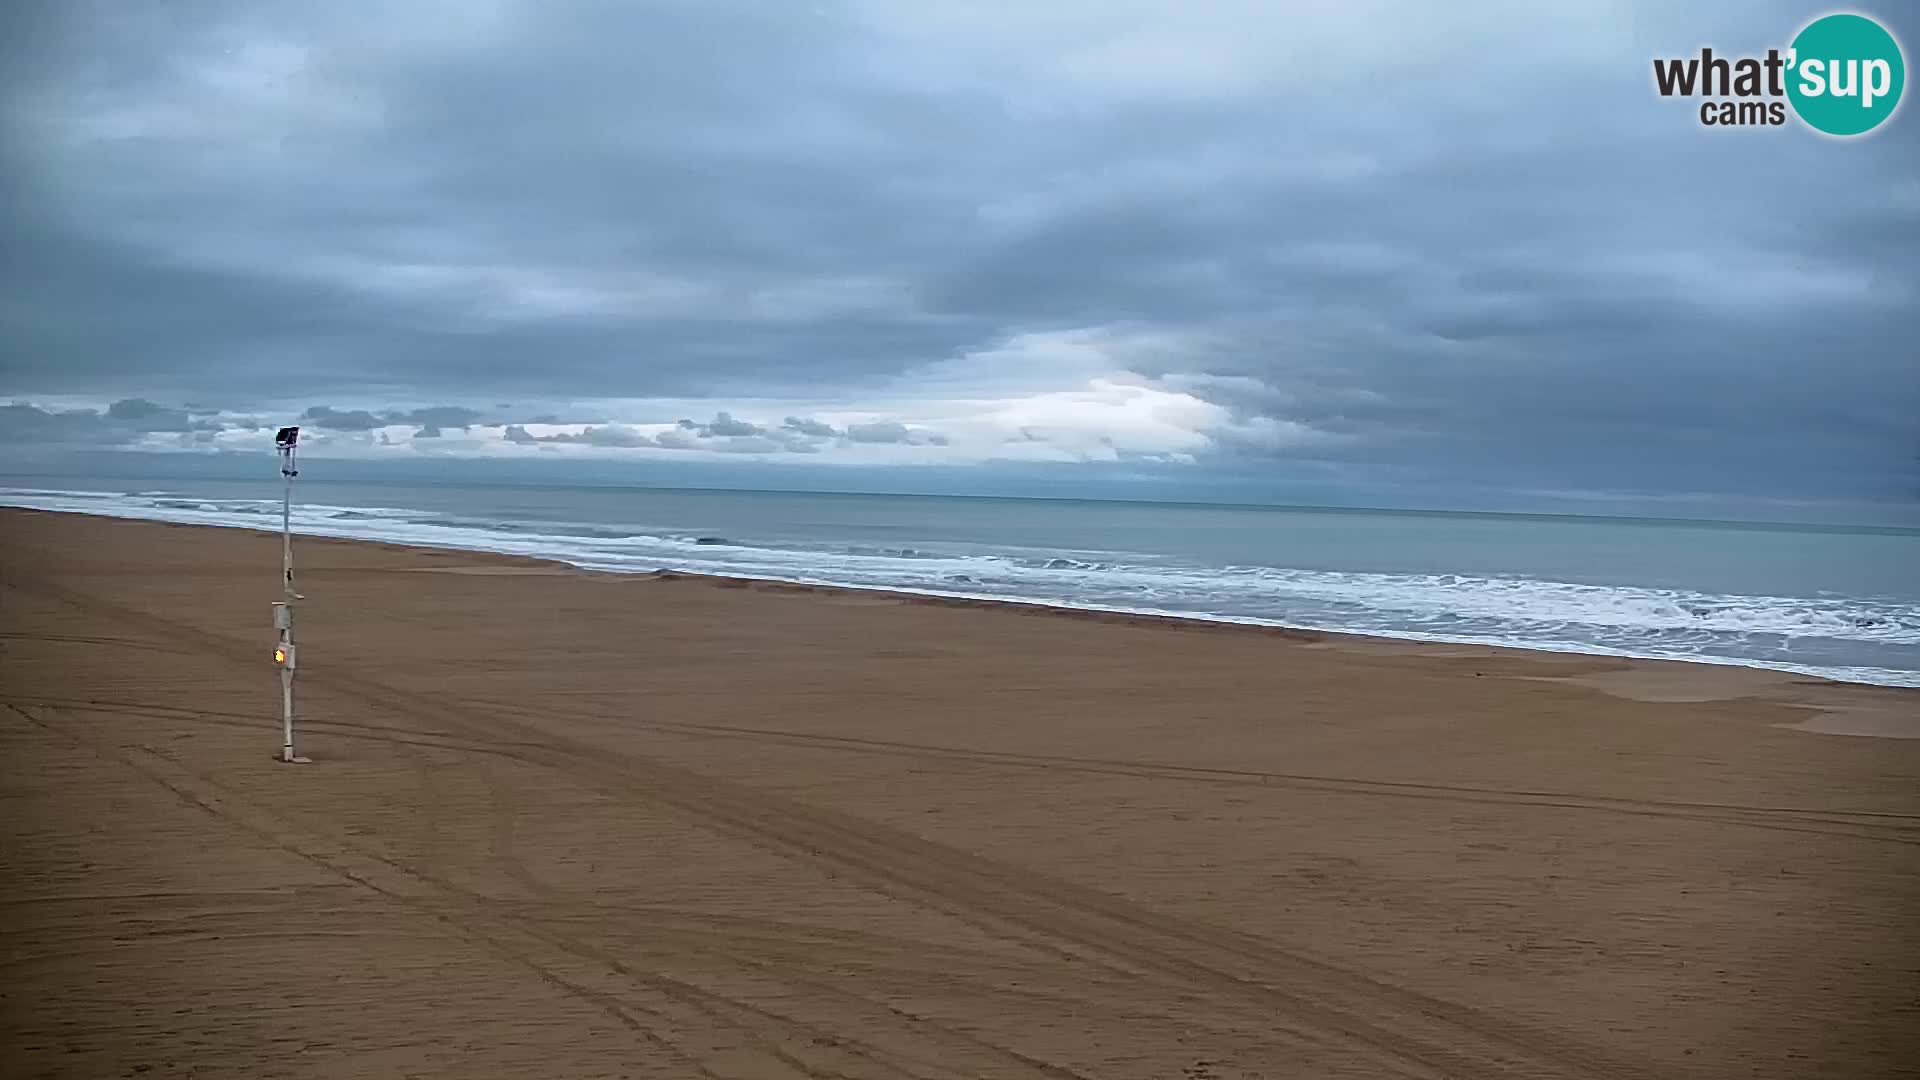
[{"x1": 273, "y1": 425, "x2": 311, "y2": 764}]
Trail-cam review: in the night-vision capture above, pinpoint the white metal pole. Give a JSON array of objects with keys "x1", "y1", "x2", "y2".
[
  {"x1": 282, "y1": 462, "x2": 294, "y2": 599},
  {"x1": 274, "y1": 432, "x2": 309, "y2": 764},
  {"x1": 283, "y1": 448, "x2": 294, "y2": 763},
  {"x1": 281, "y1": 667, "x2": 295, "y2": 762}
]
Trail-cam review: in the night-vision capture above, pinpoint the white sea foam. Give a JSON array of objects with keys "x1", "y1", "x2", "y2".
[{"x1": 6, "y1": 487, "x2": 1917, "y2": 687}]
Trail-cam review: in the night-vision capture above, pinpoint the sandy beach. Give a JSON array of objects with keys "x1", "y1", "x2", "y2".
[{"x1": 2, "y1": 508, "x2": 1916, "y2": 1079}]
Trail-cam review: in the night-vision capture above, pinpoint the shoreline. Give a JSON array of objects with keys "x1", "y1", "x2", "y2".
[{"x1": 4, "y1": 503, "x2": 1916, "y2": 691}]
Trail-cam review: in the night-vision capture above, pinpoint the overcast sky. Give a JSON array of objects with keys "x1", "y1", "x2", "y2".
[{"x1": 2, "y1": 1, "x2": 1915, "y2": 515}]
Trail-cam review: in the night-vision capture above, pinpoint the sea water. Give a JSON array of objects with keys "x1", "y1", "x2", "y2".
[{"x1": 3, "y1": 474, "x2": 1916, "y2": 687}]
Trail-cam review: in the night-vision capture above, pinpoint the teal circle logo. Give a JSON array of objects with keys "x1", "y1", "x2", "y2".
[{"x1": 1787, "y1": 13, "x2": 1905, "y2": 136}]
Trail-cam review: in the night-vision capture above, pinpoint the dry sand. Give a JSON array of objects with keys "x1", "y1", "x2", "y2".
[{"x1": 1, "y1": 508, "x2": 1916, "y2": 1080}]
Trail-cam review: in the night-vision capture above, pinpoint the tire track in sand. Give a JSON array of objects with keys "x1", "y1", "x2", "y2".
[
  {"x1": 14, "y1": 691, "x2": 1916, "y2": 848},
  {"x1": 5, "y1": 701, "x2": 1089, "y2": 1080}
]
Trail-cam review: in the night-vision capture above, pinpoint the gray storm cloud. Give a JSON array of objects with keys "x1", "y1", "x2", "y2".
[{"x1": 0, "y1": 0, "x2": 1915, "y2": 506}]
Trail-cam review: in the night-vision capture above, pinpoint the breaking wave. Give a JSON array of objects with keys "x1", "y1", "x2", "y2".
[{"x1": 5, "y1": 486, "x2": 1916, "y2": 687}]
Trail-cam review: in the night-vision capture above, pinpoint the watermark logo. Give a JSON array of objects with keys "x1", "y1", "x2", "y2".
[{"x1": 1653, "y1": 12, "x2": 1905, "y2": 135}]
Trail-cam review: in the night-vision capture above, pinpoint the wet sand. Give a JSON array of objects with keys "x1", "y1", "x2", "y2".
[{"x1": 2, "y1": 508, "x2": 1916, "y2": 1079}]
